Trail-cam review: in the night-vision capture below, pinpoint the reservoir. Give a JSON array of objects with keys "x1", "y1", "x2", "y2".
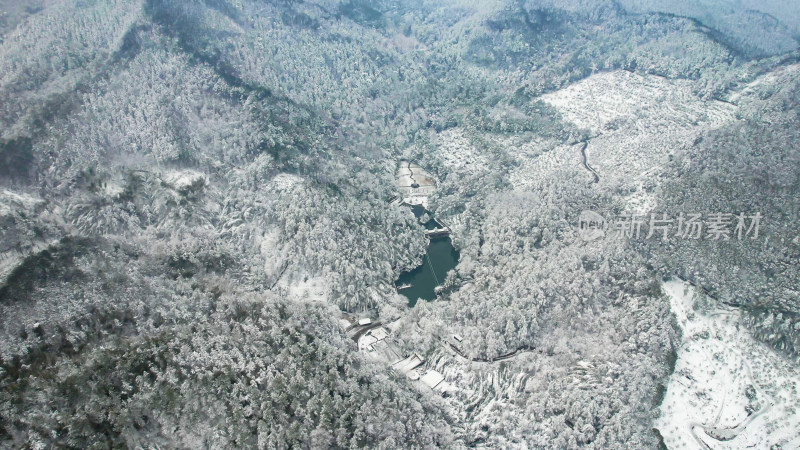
[{"x1": 396, "y1": 205, "x2": 460, "y2": 306}]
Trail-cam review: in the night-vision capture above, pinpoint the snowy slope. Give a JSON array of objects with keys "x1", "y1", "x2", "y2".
[
  {"x1": 656, "y1": 280, "x2": 800, "y2": 449},
  {"x1": 530, "y1": 70, "x2": 737, "y2": 210}
]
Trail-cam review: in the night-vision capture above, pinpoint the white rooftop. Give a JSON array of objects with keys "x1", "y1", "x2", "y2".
[
  {"x1": 392, "y1": 354, "x2": 424, "y2": 374},
  {"x1": 370, "y1": 327, "x2": 388, "y2": 341},
  {"x1": 358, "y1": 334, "x2": 378, "y2": 350},
  {"x1": 420, "y1": 370, "x2": 445, "y2": 389}
]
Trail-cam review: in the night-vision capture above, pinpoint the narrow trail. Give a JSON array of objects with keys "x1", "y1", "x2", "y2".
[
  {"x1": 406, "y1": 160, "x2": 419, "y2": 186},
  {"x1": 578, "y1": 141, "x2": 600, "y2": 183},
  {"x1": 268, "y1": 263, "x2": 290, "y2": 290},
  {"x1": 581, "y1": 71, "x2": 601, "y2": 184},
  {"x1": 686, "y1": 329, "x2": 776, "y2": 447},
  {"x1": 447, "y1": 342, "x2": 537, "y2": 363}
]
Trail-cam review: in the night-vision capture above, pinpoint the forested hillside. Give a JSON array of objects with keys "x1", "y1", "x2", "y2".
[{"x1": 0, "y1": 0, "x2": 798, "y2": 448}]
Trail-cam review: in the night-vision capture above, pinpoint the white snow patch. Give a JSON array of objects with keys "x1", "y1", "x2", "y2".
[
  {"x1": 396, "y1": 160, "x2": 435, "y2": 209},
  {"x1": 0, "y1": 189, "x2": 44, "y2": 216},
  {"x1": 529, "y1": 71, "x2": 740, "y2": 189},
  {"x1": 258, "y1": 228, "x2": 285, "y2": 278},
  {"x1": 729, "y1": 64, "x2": 800, "y2": 104},
  {"x1": 266, "y1": 173, "x2": 305, "y2": 192},
  {"x1": 540, "y1": 70, "x2": 735, "y2": 133},
  {"x1": 103, "y1": 182, "x2": 125, "y2": 199},
  {"x1": 656, "y1": 280, "x2": 800, "y2": 449},
  {"x1": 164, "y1": 170, "x2": 206, "y2": 192},
  {"x1": 276, "y1": 274, "x2": 330, "y2": 304},
  {"x1": 623, "y1": 167, "x2": 659, "y2": 214}
]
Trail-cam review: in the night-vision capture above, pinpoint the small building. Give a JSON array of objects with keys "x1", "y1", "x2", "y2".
[
  {"x1": 453, "y1": 334, "x2": 464, "y2": 343},
  {"x1": 358, "y1": 318, "x2": 372, "y2": 326},
  {"x1": 420, "y1": 370, "x2": 445, "y2": 389},
  {"x1": 359, "y1": 334, "x2": 378, "y2": 350},
  {"x1": 370, "y1": 327, "x2": 388, "y2": 341},
  {"x1": 392, "y1": 353, "x2": 424, "y2": 374},
  {"x1": 358, "y1": 327, "x2": 389, "y2": 351}
]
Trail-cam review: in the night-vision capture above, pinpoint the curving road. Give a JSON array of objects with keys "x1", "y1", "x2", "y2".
[
  {"x1": 578, "y1": 141, "x2": 600, "y2": 183},
  {"x1": 687, "y1": 347, "x2": 775, "y2": 448},
  {"x1": 447, "y1": 342, "x2": 537, "y2": 363}
]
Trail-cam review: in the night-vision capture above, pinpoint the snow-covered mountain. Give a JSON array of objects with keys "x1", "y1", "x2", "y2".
[{"x1": 0, "y1": 0, "x2": 798, "y2": 448}]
